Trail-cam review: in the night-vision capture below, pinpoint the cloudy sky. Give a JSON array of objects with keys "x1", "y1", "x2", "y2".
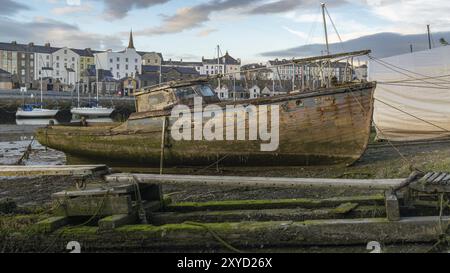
[{"x1": 1, "y1": 0, "x2": 449, "y2": 63}]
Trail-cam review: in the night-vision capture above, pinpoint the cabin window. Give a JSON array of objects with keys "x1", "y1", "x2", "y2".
[
  {"x1": 195, "y1": 85, "x2": 215, "y2": 97},
  {"x1": 175, "y1": 87, "x2": 196, "y2": 104}
]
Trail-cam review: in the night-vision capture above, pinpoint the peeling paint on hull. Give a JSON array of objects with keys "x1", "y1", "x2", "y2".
[{"x1": 36, "y1": 83, "x2": 376, "y2": 167}]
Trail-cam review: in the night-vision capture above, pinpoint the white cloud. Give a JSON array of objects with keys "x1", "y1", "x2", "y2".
[{"x1": 51, "y1": 3, "x2": 94, "y2": 15}]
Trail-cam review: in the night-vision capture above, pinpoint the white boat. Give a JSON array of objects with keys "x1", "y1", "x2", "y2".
[
  {"x1": 71, "y1": 107, "x2": 115, "y2": 118},
  {"x1": 70, "y1": 60, "x2": 115, "y2": 118},
  {"x1": 16, "y1": 105, "x2": 59, "y2": 118},
  {"x1": 16, "y1": 65, "x2": 59, "y2": 118}
]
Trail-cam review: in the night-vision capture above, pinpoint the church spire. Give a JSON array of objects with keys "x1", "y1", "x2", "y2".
[{"x1": 128, "y1": 29, "x2": 135, "y2": 49}]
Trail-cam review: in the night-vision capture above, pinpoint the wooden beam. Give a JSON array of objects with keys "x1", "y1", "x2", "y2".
[
  {"x1": 0, "y1": 165, "x2": 110, "y2": 177},
  {"x1": 164, "y1": 195, "x2": 385, "y2": 212},
  {"x1": 36, "y1": 216, "x2": 450, "y2": 251},
  {"x1": 106, "y1": 174, "x2": 404, "y2": 190},
  {"x1": 149, "y1": 206, "x2": 386, "y2": 225}
]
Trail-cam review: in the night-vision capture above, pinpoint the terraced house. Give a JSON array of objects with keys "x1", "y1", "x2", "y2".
[{"x1": 0, "y1": 41, "x2": 36, "y2": 89}]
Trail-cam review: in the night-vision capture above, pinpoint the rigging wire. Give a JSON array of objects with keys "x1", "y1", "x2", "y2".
[
  {"x1": 374, "y1": 98, "x2": 450, "y2": 132},
  {"x1": 324, "y1": 5, "x2": 345, "y2": 52}
]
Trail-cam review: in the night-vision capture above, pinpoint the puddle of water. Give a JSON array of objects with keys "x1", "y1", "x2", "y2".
[{"x1": 0, "y1": 124, "x2": 66, "y2": 166}]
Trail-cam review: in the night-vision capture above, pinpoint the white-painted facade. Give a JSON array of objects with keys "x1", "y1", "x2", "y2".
[
  {"x1": 215, "y1": 85, "x2": 230, "y2": 100},
  {"x1": 248, "y1": 85, "x2": 261, "y2": 99},
  {"x1": 52, "y1": 47, "x2": 80, "y2": 86},
  {"x1": 95, "y1": 48, "x2": 142, "y2": 80},
  {"x1": 35, "y1": 52, "x2": 54, "y2": 80}
]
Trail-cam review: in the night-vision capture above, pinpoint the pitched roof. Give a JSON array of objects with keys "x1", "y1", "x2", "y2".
[
  {"x1": 0, "y1": 68, "x2": 11, "y2": 75},
  {"x1": 138, "y1": 51, "x2": 163, "y2": 59},
  {"x1": 267, "y1": 59, "x2": 293, "y2": 66},
  {"x1": 163, "y1": 60, "x2": 203, "y2": 67},
  {"x1": 0, "y1": 42, "x2": 60, "y2": 54},
  {"x1": 203, "y1": 52, "x2": 240, "y2": 65},
  {"x1": 71, "y1": 48, "x2": 100, "y2": 57},
  {"x1": 82, "y1": 66, "x2": 115, "y2": 81},
  {"x1": 142, "y1": 65, "x2": 200, "y2": 76}
]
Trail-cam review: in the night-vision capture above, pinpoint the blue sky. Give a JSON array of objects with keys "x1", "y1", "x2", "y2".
[{"x1": 1, "y1": 0, "x2": 449, "y2": 63}]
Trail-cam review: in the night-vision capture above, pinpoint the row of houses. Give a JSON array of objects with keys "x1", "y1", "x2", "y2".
[
  {"x1": 215, "y1": 83, "x2": 288, "y2": 100},
  {"x1": 242, "y1": 60, "x2": 368, "y2": 82},
  {"x1": 0, "y1": 31, "x2": 242, "y2": 93}
]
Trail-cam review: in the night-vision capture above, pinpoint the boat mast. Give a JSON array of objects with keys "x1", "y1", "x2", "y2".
[
  {"x1": 321, "y1": 3, "x2": 330, "y2": 55},
  {"x1": 77, "y1": 60, "x2": 80, "y2": 108},
  {"x1": 427, "y1": 24, "x2": 432, "y2": 50},
  {"x1": 96, "y1": 58, "x2": 99, "y2": 106},
  {"x1": 40, "y1": 58, "x2": 43, "y2": 109},
  {"x1": 217, "y1": 45, "x2": 221, "y2": 92}
]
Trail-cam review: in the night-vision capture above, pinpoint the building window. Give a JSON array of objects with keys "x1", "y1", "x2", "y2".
[
  {"x1": 46, "y1": 55, "x2": 50, "y2": 60},
  {"x1": 56, "y1": 56, "x2": 60, "y2": 61},
  {"x1": 117, "y1": 57, "x2": 120, "y2": 62},
  {"x1": 72, "y1": 57, "x2": 75, "y2": 62},
  {"x1": 64, "y1": 50, "x2": 67, "y2": 54},
  {"x1": 126, "y1": 58, "x2": 129, "y2": 63},
  {"x1": 125, "y1": 65, "x2": 129, "y2": 70},
  {"x1": 117, "y1": 64, "x2": 120, "y2": 69}
]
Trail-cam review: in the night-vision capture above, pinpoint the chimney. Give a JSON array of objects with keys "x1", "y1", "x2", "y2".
[
  {"x1": 28, "y1": 42, "x2": 34, "y2": 47},
  {"x1": 11, "y1": 41, "x2": 17, "y2": 45},
  {"x1": 45, "y1": 43, "x2": 51, "y2": 47}
]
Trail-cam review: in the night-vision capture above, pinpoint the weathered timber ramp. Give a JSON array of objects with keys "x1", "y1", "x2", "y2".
[
  {"x1": 0, "y1": 165, "x2": 110, "y2": 177},
  {"x1": 106, "y1": 174, "x2": 404, "y2": 190}
]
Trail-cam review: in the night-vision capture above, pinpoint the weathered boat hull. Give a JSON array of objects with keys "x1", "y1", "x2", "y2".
[{"x1": 36, "y1": 83, "x2": 375, "y2": 167}]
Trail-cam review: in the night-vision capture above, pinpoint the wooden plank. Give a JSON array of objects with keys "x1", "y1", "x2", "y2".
[
  {"x1": 164, "y1": 195, "x2": 385, "y2": 212},
  {"x1": 0, "y1": 165, "x2": 110, "y2": 177},
  {"x1": 106, "y1": 173, "x2": 404, "y2": 190},
  {"x1": 149, "y1": 206, "x2": 386, "y2": 225},
  {"x1": 52, "y1": 185, "x2": 136, "y2": 198},
  {"x1": 46, "y1": 216, "x2": 450, "y2": 250},
  {"x1": 56, "y1": 196, "x2": 133, "y2": 217}
]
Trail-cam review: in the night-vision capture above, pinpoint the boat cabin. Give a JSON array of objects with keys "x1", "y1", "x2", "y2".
[{"x1": 134, "y1": 79, "x2": 220, "y2": 113}]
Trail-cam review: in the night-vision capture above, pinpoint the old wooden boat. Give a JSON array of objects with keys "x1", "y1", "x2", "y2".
[{"x1": 36, "y1": 51, "x2": 376, "y2": 167}]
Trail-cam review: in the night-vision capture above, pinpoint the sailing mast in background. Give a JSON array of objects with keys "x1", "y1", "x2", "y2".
[
  {"x1": 427, "y1": 24, "x2": 432, "y2": 50},
  {"x1": 217, "y1": 45, "x2": 221, "y2": 91},
  {"x1": 321, "y1": 3, "x2": 330, "y2": 55}
]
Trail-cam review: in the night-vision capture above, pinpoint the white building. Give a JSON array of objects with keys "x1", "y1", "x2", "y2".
[
  {"x1": 266, "y1": 59, "x2": 301, "y2": 81},
  {"x1": 215, "y1": 85, "x2": 229, "y2": 100},
  {"x1": 261, "y1": 85, "x2": 287, "y2": 97},
  {"x1": 33, "y1": 43, "x2": 58, "y2": 81},
  {"x1": 248, "y1": 84, "x2": 261, "y2": 99},
  {"x1": 95, "y1": 31, "x2": 142, "y2": 80},
  {"x1": 52, "y1": 47, "x2": 80, "y2": 87},
  {"x1": 201, "y1": 52, "x2": 241, "y2": 80}
]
